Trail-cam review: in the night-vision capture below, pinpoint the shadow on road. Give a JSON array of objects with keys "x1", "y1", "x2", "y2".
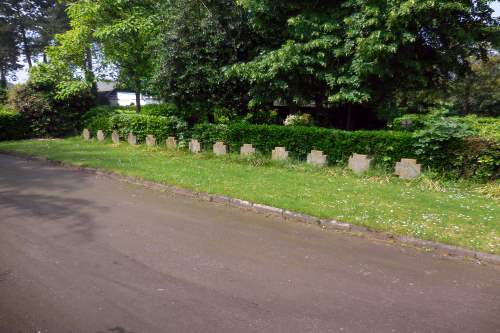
[{"x1": 0, "y1": 154, "x2": 108, "y2": 241}]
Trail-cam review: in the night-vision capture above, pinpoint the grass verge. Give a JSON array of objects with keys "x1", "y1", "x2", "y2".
[{"x1": 0, "y1": 137, "x2": 498, "y2": 254}]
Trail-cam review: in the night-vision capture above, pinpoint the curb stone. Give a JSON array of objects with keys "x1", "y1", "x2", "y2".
[{"x1": 1, "y1": 150, "x2": 499, "y2": 266}]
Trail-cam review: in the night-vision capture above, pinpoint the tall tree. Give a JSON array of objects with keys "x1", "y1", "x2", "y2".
[
  {"x1": 150, "y1": 0, "x2": 258, "y2": 120},
  {"x1": 0, "y1": 18, "x2": 22, "y2": 89},
  {"x1": 230, "y1": 0, "x2": 499, "y2": 127}
]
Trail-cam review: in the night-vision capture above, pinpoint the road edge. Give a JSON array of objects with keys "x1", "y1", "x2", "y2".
[{"x1": 2, "y1": 150, "x2": 499, "y2": 266}]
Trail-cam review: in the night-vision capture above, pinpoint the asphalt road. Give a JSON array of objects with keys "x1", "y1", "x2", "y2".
[{"x1": 0, "y1": 154, "x2": 499, "y2": 333}]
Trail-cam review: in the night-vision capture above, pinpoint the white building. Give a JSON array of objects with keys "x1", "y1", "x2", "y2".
[{"x1": 97, "y1": 82, "x2": 160, "y2": 106}]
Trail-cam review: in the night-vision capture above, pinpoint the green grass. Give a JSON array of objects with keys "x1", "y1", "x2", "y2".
[{"x1": 1, "y1": 137, "x2": 499, "y2": 254}]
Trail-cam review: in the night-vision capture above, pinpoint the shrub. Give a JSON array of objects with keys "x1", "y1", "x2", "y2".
[
  {"x1": 283, "y1": 113, "x2": 314, "y2": 126},
  {"x1": 85, "y1": 112, "x2": 189, "y2": 143},
  {"x1": 0, "y1": 111, "x2": 29, "y2": 140},
  {"x1": 193, "y1": 123, "x2": 416, "y2": 166},
  {"x1": 141, "y1": 103, "x2": 180, "y2": 118},
  {"x1": 9, "y1": 83, "x2": 94, "y2": 137},
  {"x1": 193, "y1": 122, "x2": 498, "y2": 180}
]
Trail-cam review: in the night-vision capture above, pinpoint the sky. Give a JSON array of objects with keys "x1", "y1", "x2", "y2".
[{"x1": 10, "y1": 1, "x2": 500, "y2": 84}]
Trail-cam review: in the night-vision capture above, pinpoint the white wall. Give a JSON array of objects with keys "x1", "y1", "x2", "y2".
[{"x1": 110, "y1": 92, "x2": 160, "y2": 107}]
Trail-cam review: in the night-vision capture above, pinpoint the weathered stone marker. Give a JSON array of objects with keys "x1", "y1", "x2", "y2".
[
  {"x1": 189, "y1": 139, "x2": 201, "y2": 153},
  {"x1": 240, "y1": 144, "x2": 256, "y2": 156},
  {"x1": 395, "y1": 158, "x2": 421, "y2": 179},
  {"x1": 307, "y1": 150, "x2": 327, "y2": 166},
  {"x1": 272, "y1": 147, "x2": 289, "y2": 160},
  {"x1": 348, "y1": 153, "x2": 372, "y2": 174},
  {"x1": 97, "y1": 130, "x2": 105, "y2": 142},
  {"x1": 82, "y1": 128, "x2": 91, "y2": 140},
  {"x1": 128, "y1": 133, "x2": 137, "y2": 145},
  {"x1": 146, "y1": 135, "x2": 156, "y2": 147},
  {"x1": 166, "y1": 136, "x2": 177, "y2": 149},
  {"x1": 111, "y1": 131, "x2": 120, "y2": 145},
  {"x1": 213, "y1": 141, "x2": 227, "y2": 156}
]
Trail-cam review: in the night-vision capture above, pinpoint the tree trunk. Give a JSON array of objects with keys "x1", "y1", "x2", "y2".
[
  {"x1": 20, "y1": 27, "x2": 32, "y2": 68},
  {"x1": 0, "y1": 71, "x2": 7, "y2": 89},
  {"x1": 135, "y1": 91, "x2": 141, "y2": 113},
  {"x1": 42, "y1": 52, "x2": 47, "y2": 63},
  {"x1": 462, "y1": 76, "x2": 471, "y2": 116}
]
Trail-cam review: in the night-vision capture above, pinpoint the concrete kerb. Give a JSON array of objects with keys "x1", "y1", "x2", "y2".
[{"x1": 1, "y1": 149, "x2": 499, "y2": 266}]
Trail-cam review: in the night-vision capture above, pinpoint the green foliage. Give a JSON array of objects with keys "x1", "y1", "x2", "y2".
[
  {"x1": 413, "y1": 116, "x2": 474, "y2": 168},
  {"x1": 230, "y1": 0, "x2": 498, "y2": 118},
  {"x1": 283, "y1": 113, "x2": 314, "y2": 126},
  {"x1": 448, "y1": 54, "x2": 500, "y2": 117},
  {"x1": 462, "y1": 115, "x2": 500, "y2": 141},
  {"x1": 140, "y1": 103, "x2": 181, "y2": 118},
  {"x1": 193, "y1": 123, "x2": 416, "y2": 166},
  {"x1": 0, "y1": 110, "x2": 29, "y2": 140},
  {"x1": 192, "y1": 121, "x2": 499, "y2": 180},
  {"x1": 0, "y1": 87, "x2": 7, "y2": 104},
  {"x1": 151, "y1": 0, "x2": 257, "y2": 115},
  {"x1": 9, "y1": 82, "x2": 94, "y2": 137},
  {"x1": 85, "y1": 112, "x2": 188, "y2": 143}
]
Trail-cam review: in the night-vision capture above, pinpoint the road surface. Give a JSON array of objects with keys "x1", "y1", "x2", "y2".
[{"x1": 0, "y1": 154, "x2": 499, "y2": 333}]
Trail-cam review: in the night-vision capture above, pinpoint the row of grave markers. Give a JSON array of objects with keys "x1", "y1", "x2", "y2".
[{"x1": 83, "y1": 129, "x2": 421, "y2": 179}]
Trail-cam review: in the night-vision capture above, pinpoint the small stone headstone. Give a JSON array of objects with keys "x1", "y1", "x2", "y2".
[
  {"x1": 395, "y1": 158, "x2": 421, "y2": 179},
  {"x1": 189, "y1": 139, "x2": 201, "y2": 153},
  {"x1": 146, "y1": 135, "x2": 156, "y2": 147},
  {"x1": 348, "y1": 153, "x2": 372, "y2": 174},
  {"x1": 166, "y1": 136, "x2": 177, "y2": 149},
  {"x1": 213, "y1": 141, "x2": 227, "y2": 156},
  {"x1": 82, "y1": 128, "x2": 91, "y2": 140},
  {"x1": 128, "y1": 133, "x2": 137, "y2": 145},
  {"x1": 272, "y1": 147, "x2": 289, "y2": 160},
  {"x1": 111, "y1": 131, "x2": 120, "y2": 145},
  {"x1": 307, "y1": 150, "x2": 327, "y2": 166},
  {"x1": 97, "y1": 130, "x2": 105, "y2": 142},
  {"x1": 240, "y1": 144, "x2": 256, "y2": 156}
]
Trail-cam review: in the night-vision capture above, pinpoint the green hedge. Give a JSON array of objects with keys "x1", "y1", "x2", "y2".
[
  {"x1": 193, "y1": 123, "x2": 417, "y2": 166},
  {"x1": 0, "y1": 111, "x2": 29, "y2": 141},
  {"x1": 192, "y1": 123, "x2": 499, "y2": 179},
  {"x1": 85, "y1": 112, "x2": 188, "y2": 143}
]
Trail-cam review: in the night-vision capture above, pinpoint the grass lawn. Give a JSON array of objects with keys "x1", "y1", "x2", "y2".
[{"x1": 0, "y1": 137, "x2": 498, "y2": 255}]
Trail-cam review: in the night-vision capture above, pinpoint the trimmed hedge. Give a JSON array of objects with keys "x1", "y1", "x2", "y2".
[
  {"x1": 193, "y1": 123, "x2": 417, "y2": 166},
  {"x1": 192, "y1": 123, "x2": 499, "y2": 179},
  {"x1": 85, "y1": 112, "x2": 188, "y2": 143},
  {"x1": 0, "y1": 111, "x2": 29, "y2": 141}
]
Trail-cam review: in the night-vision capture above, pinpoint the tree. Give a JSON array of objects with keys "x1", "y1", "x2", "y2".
[
  {"x1": 448, "y1": 54, "x2": 500, "y2": 117},
  {"x1": 230, "y1": 0, "x2": 499, "y2": 127},
  {"x1": 150, "y1": 0, "x2": 258, "y2": 122},
  {"x1": 0, "y1": 18, "x2": 22, "y2": 89}
]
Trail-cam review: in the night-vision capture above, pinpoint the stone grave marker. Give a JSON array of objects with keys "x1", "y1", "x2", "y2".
[
  {"x1": 128, "y1": 133, "x2": 137, "y2": 145},
  {"x1": 213, "y1": 141, "x2": 227, "y2": 156},
  {"x1": 146, "y1": 135, "x2": 156, "y2": 147},
  {"x1": 82, "y1": 128, "x2": 91, "y2": 140},
  {"x1": 240, "y1": 144, "x2": 256, "y2": 156},
  {"x1": 189, "y1": 139, "x2": 201, "y2": 153},
  {"x1": 307, "y1": 150, "x2": 327, "y2": 166},
  {"x1": 166, "y1": 136, "x2": 177, "y2": 149},
  {"x1": 111, "y1": 131, "x2": 120, "y2": 145},
  {"x1": 97, "y1": 130, "x2": 105, "y2": 142},
  {"x1": 348, "y1": 153, "x2": 372, "y2": 174},
  {"x1": 272, "y1": 147, "x2": 289, "y2": 161},
  {"x1": 395, "y1": 158, "x2": 421, "y2": 179}
]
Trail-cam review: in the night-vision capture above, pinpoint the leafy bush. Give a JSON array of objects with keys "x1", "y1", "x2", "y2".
[
  {"x1": 413, "y1": 116, "x2": 474, "y2": 168},
  {"x1": 141, "y1": 103, "x2": 180, "y2": 118},
  {"x1": 9, "y1": 83, "x2": 94, "y2": 137},
  {"x1": 193, "y1": 123, "x2": 416, "y2": 166},
  {"x1": 85, "y1": 112, "x2": 189, "y2": 143},
  {"x1": 0, "y1": 111, "x2": 29, "y2": 140},
  {"x1": 462, "y1": 115, "x2": 500, "y2": 141},
  {"x1": 283, "y1": 113, "x2": 314, "y2": 126}
]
